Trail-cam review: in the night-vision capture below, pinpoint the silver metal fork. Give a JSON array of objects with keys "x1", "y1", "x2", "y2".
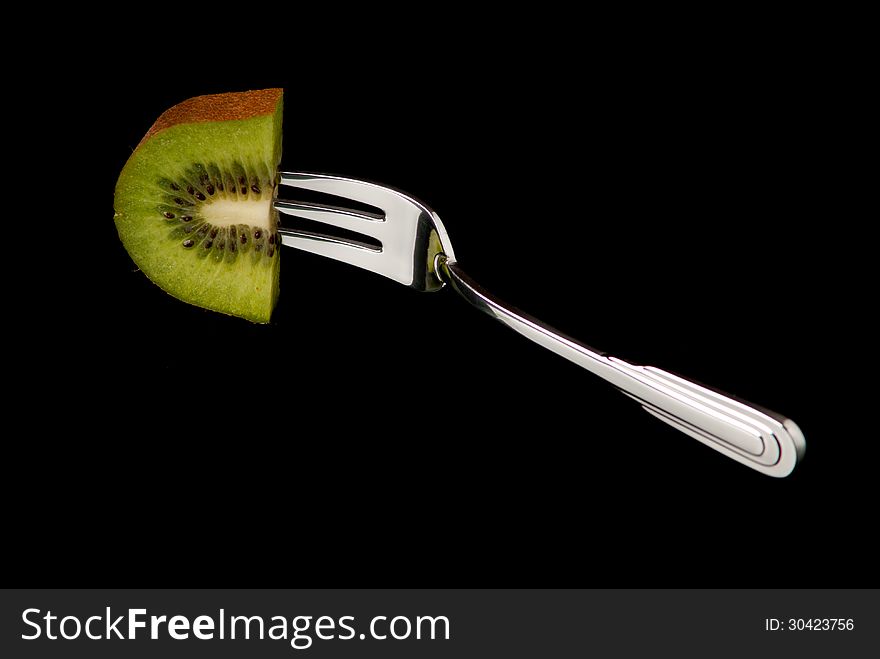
[{"x1": 275, "y1": 172, "x2": 805, "y2": 477}]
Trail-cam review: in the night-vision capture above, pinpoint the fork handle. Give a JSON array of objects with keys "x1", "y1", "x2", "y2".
[{"x1": 438, "y1": 259, "x2": 805, "y2": 477}]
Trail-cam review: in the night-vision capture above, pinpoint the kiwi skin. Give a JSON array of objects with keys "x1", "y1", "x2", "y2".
[{"x1": 114, "y1": 89, "x2": 284, "y2": 323}]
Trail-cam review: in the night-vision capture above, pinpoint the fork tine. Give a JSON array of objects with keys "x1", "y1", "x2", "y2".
[
  {"x1": 275, "y1": 200, "x2": 385, "y2": 240},
  {"x1": 278, "y1": 171, "x2": 422, "y2": 214},
  {"x1": 280, "y1": 229, "x2": 385, "y2": 269}
]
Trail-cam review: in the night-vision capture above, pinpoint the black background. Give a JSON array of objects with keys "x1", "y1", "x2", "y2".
[{"x1": 11, "y1": 15, "x2": 870, "y2": 587}]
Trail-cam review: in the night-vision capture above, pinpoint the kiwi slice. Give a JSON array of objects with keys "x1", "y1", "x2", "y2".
[{"x1": 114, "y1": 89, "x2": 284, "y2": 323}]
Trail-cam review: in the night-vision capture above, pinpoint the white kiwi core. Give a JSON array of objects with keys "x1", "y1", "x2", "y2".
[{"x1": 202, "y1": 198, "x2": 274, "y2": 229}]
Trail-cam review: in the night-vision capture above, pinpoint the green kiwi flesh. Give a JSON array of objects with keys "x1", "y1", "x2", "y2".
[{"x1": 114, "y1": 89, "x2": 283, "y2": 323}]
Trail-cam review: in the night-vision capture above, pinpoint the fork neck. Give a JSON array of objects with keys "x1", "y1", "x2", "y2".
[{"x1": 435, "y1": 256, "x2": 597, "y2": 351}]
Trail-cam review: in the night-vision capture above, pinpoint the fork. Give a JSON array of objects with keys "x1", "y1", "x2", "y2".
[{"x1": 275, "y1": 172, "x2": 806, "y2": 477}]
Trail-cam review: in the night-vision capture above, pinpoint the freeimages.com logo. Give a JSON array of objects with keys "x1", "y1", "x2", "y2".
[{"x1": 22, "y1": 607, "x2": 451, "y2": 650}]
